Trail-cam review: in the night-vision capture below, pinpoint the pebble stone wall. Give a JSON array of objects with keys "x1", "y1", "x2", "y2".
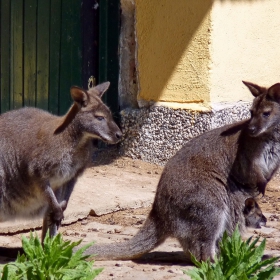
[{"x1": 120, "y1": 103, "x2": 251, "y2": 165}]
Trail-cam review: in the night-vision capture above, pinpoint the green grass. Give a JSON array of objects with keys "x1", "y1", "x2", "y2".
[
  {"x1": 185, "y1": 227, "x2": 280, "y2": 280},
  {"x1": 0, "y1": 231, "x2": 102, "y2": 280}
]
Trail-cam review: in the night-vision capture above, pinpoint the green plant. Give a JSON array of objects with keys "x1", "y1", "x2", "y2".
[
  {"x1": 0, "y1": 231, "x2": 102, "y2": 280},
  {"x1": 185, "y1": 227, "x2": 280, "y2": 280}
]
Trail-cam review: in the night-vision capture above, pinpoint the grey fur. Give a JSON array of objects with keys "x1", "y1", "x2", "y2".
[
  {"x1": 0, "y1": 82, "x2": 122, "y2": 241},
  {"x1": 85, "y1": 81, "x2": 280, "y2": 262}
]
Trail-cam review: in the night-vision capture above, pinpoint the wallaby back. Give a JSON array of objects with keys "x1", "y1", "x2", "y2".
[
  {"x1": 0, "y1": 82, "x2": 122, "y2": 241},
  {"x1": 85, "y1": 81, "x2": 280, "y2": 262}
]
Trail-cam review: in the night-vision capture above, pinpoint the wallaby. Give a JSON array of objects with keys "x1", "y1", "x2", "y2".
[
  {"x1": 243, "y1": 197, "x2": 267, "y2": 229},
  {"x1": 85, "y1": 81, "x2": 280, "y2": 262},
  {"x1": 0, "y1": 82, "x2": 122, "y2": 242}
]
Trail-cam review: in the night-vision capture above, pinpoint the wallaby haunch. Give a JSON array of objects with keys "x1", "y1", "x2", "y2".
[
  {"x1": 0, "y1": 82, "x2": 122, "y2": 241},
  {"x1": 85, "y1": 81, "x2": 280, "y2": 262}
]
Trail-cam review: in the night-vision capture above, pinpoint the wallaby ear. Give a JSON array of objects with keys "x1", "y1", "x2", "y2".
[
  {"x1": 88, "y1": 81, "x2": 110, "y2": 98},
  {"x1": 242, "y1": 81, "x2": 267, "y2": 97},
  {"x1": 54, "y1": 103, "x2": 81, "y2": 135},
  {"x1": 244, "y1": 197, "x2": 256, "y2": 212},
  {"x1": 70, "y1": 86, "x2": 89, "y2": 107},
  {"x1": 267, "y1": 83, "x2": 280, "y2": 103},
  {"x1": 54, "y1": 86, "x2": 87, "y2": 135}
]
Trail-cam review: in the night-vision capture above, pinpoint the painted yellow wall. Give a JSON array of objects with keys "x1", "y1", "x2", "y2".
[
  {"x1": 135, "y1": 0, "x2": 212, "y2": 110},
  {"x1": 134, "y1": 0, "x2": 280, "y2": 110},
  {"x1": 209, "y1": 0, "x2": 280, "y2": 106}
]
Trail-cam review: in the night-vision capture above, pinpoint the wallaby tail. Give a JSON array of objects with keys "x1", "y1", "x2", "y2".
[{"x1": 84, "y1": 214, "x2": 165, "y2": 260}]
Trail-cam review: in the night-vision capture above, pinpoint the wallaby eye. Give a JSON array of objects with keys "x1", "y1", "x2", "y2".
[
  {"x1": 262, "y1": 111, "x2": 271, "y2": 118},
  {"x1": 95, "y1": 116, "x2": 104, "y2": 121}
]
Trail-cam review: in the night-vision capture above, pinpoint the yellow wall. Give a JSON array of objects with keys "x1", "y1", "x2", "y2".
[
  {"x1": 135, "y1": 0, "x2": 212, "y2": 110},
  {"x1": 135, "y1": 0, "x2": 280, "y2": 110},
  {"x1": 210, "y1": 0, "x2": 280, "y2": 106}
]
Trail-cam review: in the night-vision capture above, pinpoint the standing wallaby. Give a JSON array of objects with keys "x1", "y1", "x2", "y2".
[
  {"x1": 0, "y1": 82, "x2": 122, "y2": 241},
  {"x1": 85, "y1": 81, "x2": 280, "y2": 262},
  {"x1": 243, "y1": 198, "x2": 267, "y2": 229}
]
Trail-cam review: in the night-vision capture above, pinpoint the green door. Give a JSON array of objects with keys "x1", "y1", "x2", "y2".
[
  {"x1": 0, "y1": 0, "x2": 120, "y2": 116},
  {"x1": 0, "y1": 0, "x2": 82, "y2": 115}
]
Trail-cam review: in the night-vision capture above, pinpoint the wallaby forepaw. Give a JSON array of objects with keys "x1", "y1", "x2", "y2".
[
  {"x1": 49, "y1": 201, "x2": 67, "y2": 228},
  {"x1": 257, "y1": 182, "x2": 266, "y2": 196},
  {"x1": 51, "y1": 207, "x2": 64, "y2": 227},
  {"x1": 59, "y1": 200, "x2": 67, "y2": 211}
]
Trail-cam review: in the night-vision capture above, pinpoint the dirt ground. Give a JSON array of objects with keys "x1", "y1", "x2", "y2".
[{"x1": 1, "y1": 150, "x2": 280, "y2": 279}]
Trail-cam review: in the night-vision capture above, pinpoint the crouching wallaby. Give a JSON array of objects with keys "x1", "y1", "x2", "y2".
[
  {"x1": 244, "y1": 198, "x2": 267, "y2": 229},
  {"x1": 85, "y1": 81, "x2": 280, "y2": 262},
  {"x1": 0, "y1": 82, "x2": 122, "y2": 242}
]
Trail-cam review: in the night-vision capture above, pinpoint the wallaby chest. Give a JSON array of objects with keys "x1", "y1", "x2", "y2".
[
  {"x1": 255, "y1": 142, "x2": 280, "y2": 177},
  {"x1": 237, "y1": 138, "x2": 280, "y2": 184},
  {"x1": 28, "y1": 139, "x2": 92, "y2": 190}
]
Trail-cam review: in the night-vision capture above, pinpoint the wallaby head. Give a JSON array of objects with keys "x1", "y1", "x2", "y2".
[
  {"x1": 54, "y1": 82, "x2": 122, "y2": 144},
  {"x1": 243, "y1": 197, "x2": 267, "y2": 229},
  {"x1": 243, "y1": 81, "x2": 280, "y2": 137}
]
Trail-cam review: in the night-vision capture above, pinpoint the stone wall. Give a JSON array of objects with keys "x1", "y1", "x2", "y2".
[{"x1": 120, "y1": 102, "x2": 251, "y2": 165}]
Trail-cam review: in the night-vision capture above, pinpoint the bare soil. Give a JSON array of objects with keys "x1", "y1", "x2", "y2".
[{"x1": 1, "y1": 150, "x2": 280, "y2": 279}]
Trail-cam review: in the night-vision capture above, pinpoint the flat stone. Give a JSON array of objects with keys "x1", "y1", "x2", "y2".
[{"x1": 0, "y1": 165, "x2": 159, "y2": 234}]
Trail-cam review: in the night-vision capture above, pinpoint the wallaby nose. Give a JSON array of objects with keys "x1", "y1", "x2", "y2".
[
  {"x1": 248, "y1": 126, "x2": 256, "y2": 135},
  {"x1": 116, "y1": 131, "x2": 122, "y2": 139}
]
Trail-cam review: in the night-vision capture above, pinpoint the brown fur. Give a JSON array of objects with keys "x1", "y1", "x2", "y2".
[
  {"x1": 0, "y1": 82, "x2": 122, "y2": 241},
  {"x1": 85, "y1": 81, "x2": 280, "y2": 262}
]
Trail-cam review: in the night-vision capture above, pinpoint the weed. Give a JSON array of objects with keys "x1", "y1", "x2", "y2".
[
  {"x1": 0, "y1": 231, "x2": 102, "y2": 280},
  {"x1": 185, "y1": 227, "x2": 280, "y2": 280}
]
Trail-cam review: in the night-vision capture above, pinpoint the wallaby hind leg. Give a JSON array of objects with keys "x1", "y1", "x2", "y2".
[
  {"x1": 42, "y1": 181, "x2": 64, "y2": 224},
  {"x1": 42, "y1": 213, "x2": 57, "y2": 242},
  {"x1": 41, "y1": 200, "x2": 67, "y2": 242},
  {"x1": 178, "y1": 237, "x2": 217, "y2": 262},
  {"x1": 176, "y1": 210, "x2": 225, "y2": 262},
  {"x1": 58, "y1": 178, "x2": 77, "y2": 208},
  {"x1": 41, "y1": 179, "x2": 76, "y2": 242}
]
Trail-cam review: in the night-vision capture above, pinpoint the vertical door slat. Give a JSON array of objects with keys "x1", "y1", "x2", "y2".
[
  {"x1": 11, "y1": 0, "x2": 24, "y2": 109},
  {"x1": 0, "y1": 0, "x2": 11, "y2": 113},
  {"x1": 99, "y1": 0, "x2": 108, "y2": 86},
  {"x1": 106, "y1": 0, "x2": 120, "y2": 117},
  {"x1": 24, "y1": 0, "x2": 37, "y2": 107},
  {"x1": 36, "y1": 0, "x2": 50, "y2": 110},
  {"x1": 81, "y1": 0, "x2": 99, "y2": 90},
  {"x1": 59, "y1": 0, "x2": 81, "y2": 115},
  {"x1": 99, "y1": 0, "x2": 120, "y2": 118},
  {"x1": 59, "y1": 0, "x2": 74, "y2": 115},
  {"x1": 70, "y1": 0, "x2": 82, "y2": 88},
  {"x1": 49, "y1": 0, "x2": 62, "y2": 115}
]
